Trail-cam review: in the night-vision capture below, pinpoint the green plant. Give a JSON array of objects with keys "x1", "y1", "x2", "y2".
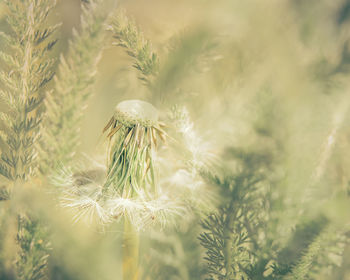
[
  {"x1": 198, "y1": 89, "x2": 350, "y2": 280},
  {"x1": 1, "y1": 1, "x2": 350, "y2": 279},
  {"x1": 15, "y1": 214, "x2": 51, "y2": 280},
  {"x1": 0, "y1": 0, "x2": 58, "y2": 182},
  {"x1": 43, "y1": 0, "x2": 112, "y2": 171},
  {"x1": 0, "y1": 1, "x2": 57, "y2": 279},
  {"x1": 107, "y1": 11, "x2": 159, "y2": 88},
  {"x1": 0, "y1": 0, "x2": 112, "y2": 278}
]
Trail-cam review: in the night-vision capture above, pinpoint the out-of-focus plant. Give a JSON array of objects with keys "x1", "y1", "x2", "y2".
[
  {"x1": 199, "y1": 85, "x2": 350, "y2": 279},
  {"x1": 58, "y1": 99, "x2": 182, "y2": 279},
  {"x1": 0, "y1": 0, "x2": 58, "y2": 279},
  {"x1": 42, "y1": 0, "x2": 113, "y2": 171},
  {"x1": 1, "y1": 0, "x2": 350, "y2": 279},
  {"x1": 199, "y1": 148, "x2": 274, "y2": 279},
  {"x1": 0, "y1": 0, "x2": 58, "y2": 182},
  {"x1": 0, "y1": 0, "x2": 112, "y2": 279},
  {"x1": 107, "y1": 11, "x2": 159, "y2": 88},
  {"x1": 53, "y1": 9, "x2": 217, "y2": 279}
]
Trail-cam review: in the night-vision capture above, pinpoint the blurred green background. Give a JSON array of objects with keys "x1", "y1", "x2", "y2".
[{"x1": 1, "y1": 0, "x2": 350, "y2": 279}]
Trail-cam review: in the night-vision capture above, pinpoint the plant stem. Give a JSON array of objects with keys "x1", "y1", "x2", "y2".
[
  {"x1": 223, "y1": 202, "x2": 234, "y2": 278},
  {"x1": 122, "y1": 217, "x2": 140, "y2": 280}
]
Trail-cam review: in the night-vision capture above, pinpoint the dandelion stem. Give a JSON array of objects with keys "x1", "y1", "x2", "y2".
[{"x1": 122, "y1": 217, "x2": 140, "y2": 280}]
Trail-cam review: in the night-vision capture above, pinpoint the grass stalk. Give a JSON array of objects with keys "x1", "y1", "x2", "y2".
[{"x1": 122, "y1": 217, "x2": 140, "y2": 280}]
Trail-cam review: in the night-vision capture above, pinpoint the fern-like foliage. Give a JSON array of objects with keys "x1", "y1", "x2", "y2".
[
  {"x1": 0, "y1": 185, "x2": 10, "y2": 201},
  {"x1": 199, "y1": 151, "x2": 349, "y2": 280},
  {"x1": 199, "y1": 89, "x2": 282, "y2": 280},
  {"x1": 0, "y1": 2, "x2": 58, "y2": 279},
  {"x1": 270, "y1": 215, "x2": 329, "y2": 278},
  {"x1": 108, "y1": 11, "x2": 159, "y2": 87},
  {"x1": 42, "y1": 0, "x2": 112, "y2": 171},
  {"x1": 199, "y1": 149, "x2": 270, "y2": 280},
  {"x1": 0, "y1": 0, "x2": 58, "y2": 181},
  {"x1": 199, "y1": 87, "x2": 350, "y2": 279},
  {"x1": 15, "y1": 214, "x2": 51, "y2": 280},
  {"x1": 280, "y1": 223, "x2": 348, "y2": 280},
  {"x1": 284, "y1": 228, "x2": 327, "y2": 280}
]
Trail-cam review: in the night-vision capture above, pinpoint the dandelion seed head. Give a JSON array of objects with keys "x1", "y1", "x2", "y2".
[
  {"x1": 142, "y1": 197, "x2": 186, "y2": 229},
  {"x1": 61, "y1": 192, "x2": 110, "y2": 224},
  {"x1": 102, "y1": 100, "x2": 168, "y2": 198},
  {"x1": 53, "y1": 101, "x2": 215, "y2": 229},
  {"x1": 114, "y1": 99, "x2": 159, "y2": 127},
  {"x1": 106, "y1": 197, "x2": 143, "y2": 216},
  {"x1": 103, "y1": 195, "x2": 185, "y2": 230}
]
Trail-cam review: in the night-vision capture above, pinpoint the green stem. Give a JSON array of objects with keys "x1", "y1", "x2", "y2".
[
  {"x1": 223, "y1": 203, "x2": 234, "y2": 278},
  {"x1": 122, "y1": 217, "x2": 140, "y2": 280}
]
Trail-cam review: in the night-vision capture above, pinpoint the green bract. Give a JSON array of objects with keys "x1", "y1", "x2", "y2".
[{"x1": 103, "y1": 100, "x2": 167, "y2": 198}]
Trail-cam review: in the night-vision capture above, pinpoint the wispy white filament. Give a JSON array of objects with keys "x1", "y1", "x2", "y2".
[
  {"x1": 55, "y1": 165, "x2": 186, "y2": 229},
  {"x1": 310, "y1": 99, "x2": 350, "y2": 186}
]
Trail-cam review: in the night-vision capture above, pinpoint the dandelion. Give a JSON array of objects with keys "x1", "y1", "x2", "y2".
[
  {"x1": 54, "y1": 100, "x2": 182, "y2": 279},
  {"x1": 101, "y1": 99, "x2": 170, "y2": 280},
  {"x1": 52, "y1": 99, "x2": 218, "y2": 280},
  {"x1": 102, "y1": 99, "x2": 167, "y2": 198}
]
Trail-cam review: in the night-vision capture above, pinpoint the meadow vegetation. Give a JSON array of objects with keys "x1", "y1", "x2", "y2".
[{"x1": 0, "y1": 0, "x2": 349, "y2": 279}]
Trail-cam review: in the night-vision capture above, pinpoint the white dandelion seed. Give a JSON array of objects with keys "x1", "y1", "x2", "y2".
[
  {"x1": 143, "y1": 197, "x2": 186, "y2": 228},
  {"x1": 53, "y1": 100, "x2": 215, "y2": 230}
]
